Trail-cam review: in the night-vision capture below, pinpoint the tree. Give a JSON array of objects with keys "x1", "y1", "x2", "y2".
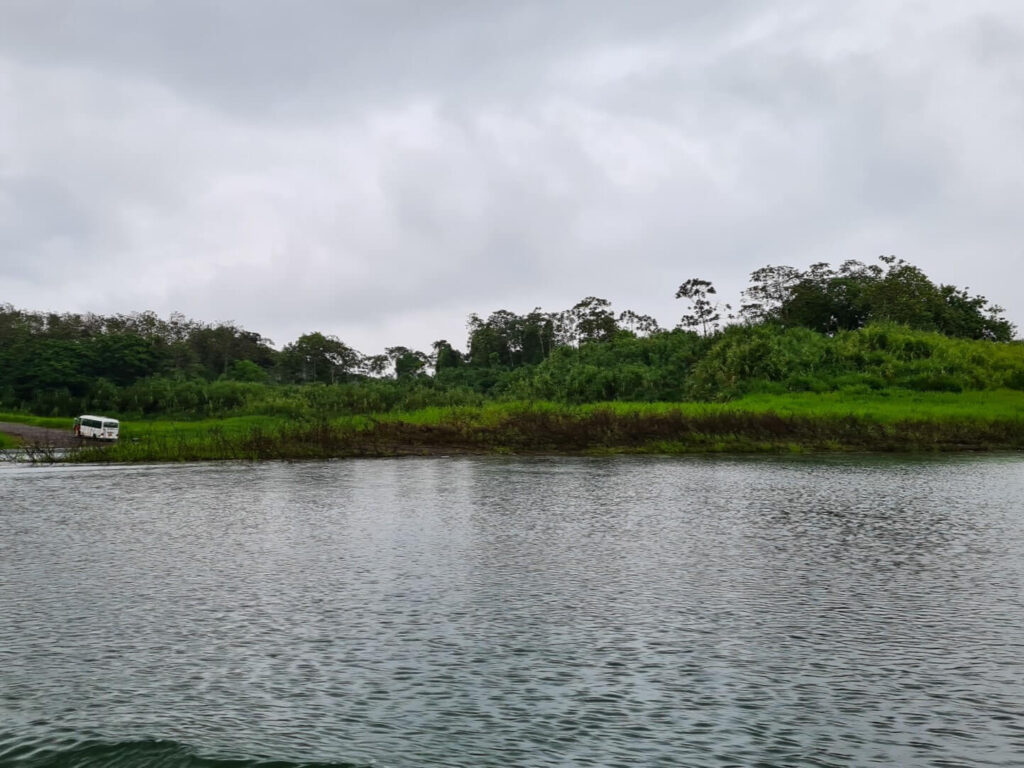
[
  {"x1": 188, "y1": 323, "x2": 276, "y2": 379},
  {"x1": 675, "y1": 279, "x2": 730, "y2": 336},
  {"x1": 739, "y1": 265, "x2": 801, "y2": 324},
  {"x1": 386, "y1": 346, "x2": 429, "y2": 378},
  {"x1": 280, "y1": 332, "x2": 360, "y2": 383},
  {"x1": 569, "y1": 297, "x2": 618, "y2": 344},
  {"x1": 361, "y1": 354, "x2": 390, "y2": 377},
  {"x1": 224, "y1": 359, "x2": 267, "y2": 382},
  {"x1": 935, "y1": 285, "x2": 1014, "y2": 342},
  {"x1": 617, "y1": 309, "x2": 661, "y2": 337},
  {"x1": 782, "y1": 261, "x2": 874, "y2": 334},
  {"x1": 520, "y1": 309, "x2": 556, "y2": 364},
  {"x1": 92, "y1": 333, "x2": 166, "y2": 386},
  {"x1": 740, "y1": 256, "x2": 1016, "y2": 340},
  {"x1": 467, "y1": 312, "x2": 513, "y2": 367},
  {"x1": 432, "y1": 339, "x2": 463, "y2": 371}
]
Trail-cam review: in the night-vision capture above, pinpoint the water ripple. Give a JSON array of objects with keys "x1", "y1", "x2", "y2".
[{"x1": 2, "y1": 455, "x2": 1024, "y2": 766}]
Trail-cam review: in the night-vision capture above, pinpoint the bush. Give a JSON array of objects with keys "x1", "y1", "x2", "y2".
[{"x1": 1003, "y1": 368, "x2": 1024, "y2": 391}]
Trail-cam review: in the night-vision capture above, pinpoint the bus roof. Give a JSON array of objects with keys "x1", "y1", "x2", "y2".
[{"x1": 79, "y1": 414, "x2": 119, "y2": 423}]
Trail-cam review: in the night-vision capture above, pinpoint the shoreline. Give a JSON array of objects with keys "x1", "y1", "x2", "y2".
[
  {"x1": 20, "y1": 418, "x2": 1024, "y2": 464},
  {"x1": 4, "y1": 395, "x2": 1024, "y2": 463}
]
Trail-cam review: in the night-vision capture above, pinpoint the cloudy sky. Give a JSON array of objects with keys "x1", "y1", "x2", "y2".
[{"x1": 2, "y1": 1, "x2": 1022, "y2": 352}]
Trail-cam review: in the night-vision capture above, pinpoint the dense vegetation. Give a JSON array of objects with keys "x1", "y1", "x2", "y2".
[{"x1": 1, "y1": 257, "x2": 1020, "y2": 423}]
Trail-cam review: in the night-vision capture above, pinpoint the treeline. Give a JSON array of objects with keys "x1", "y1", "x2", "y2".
[{"x1": 1, "y1": 256, "x2": 1019, "y2": 417}]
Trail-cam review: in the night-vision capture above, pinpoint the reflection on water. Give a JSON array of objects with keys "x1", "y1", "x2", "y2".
[{"x1": 2, "y1": 456, "x2": 1024, "y2": 767}]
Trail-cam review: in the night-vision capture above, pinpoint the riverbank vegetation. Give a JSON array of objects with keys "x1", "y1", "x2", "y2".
[
  {"x1": 2, "y1": 256, "x2": 1022, "y2": 457},
  {"x1": 48, "y1": 392, "x2": 1024, "y2": 462}
]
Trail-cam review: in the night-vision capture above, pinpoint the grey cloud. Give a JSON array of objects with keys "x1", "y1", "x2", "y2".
[
  {"x1": 0, "y1": 175, "x2": 99, "y2": 274},
  {"x1": 1, "y1": 0, "x2": 1023, "y2": 352},
  {"x1": 1, "y1": 1, "x2": 764, "y2": 116}
]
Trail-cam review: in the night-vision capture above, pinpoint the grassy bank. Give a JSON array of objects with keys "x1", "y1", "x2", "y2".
[{"x1": 50, "y1": 390, "x2": 1024, "y2": 462}]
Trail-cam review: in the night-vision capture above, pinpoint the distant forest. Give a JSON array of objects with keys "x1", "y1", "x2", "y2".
[{"x1": 2, "y1": 256, "x2": 1020, "y2": 417}]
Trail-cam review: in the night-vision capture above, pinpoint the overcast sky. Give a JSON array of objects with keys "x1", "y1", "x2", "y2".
[{"x1": 2, "y1": 1, "x2": 1022, "y2": 352}]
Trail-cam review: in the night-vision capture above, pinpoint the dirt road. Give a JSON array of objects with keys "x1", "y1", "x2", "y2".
[{"x1": 0, "y1": 422, "x2": 81, "y2": 448}]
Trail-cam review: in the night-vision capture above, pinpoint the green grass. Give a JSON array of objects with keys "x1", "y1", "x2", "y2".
[
  {"x1": 717, "y1": 389, "x2": 1024, "y2": 422},
  {"x1": 50, "y1": 389, "x2": 1023, "y2": 463},
  {"x1": 0, "y1": 412, "x2": 294, "y2": 438},
  {"x1": 372, "y1": 389, "x2": 1024, "y2": 426},
  {"x1": 7, "y1": 389, "x2": 1023, "y2": 463},
  {"x1": 117, "y1": 415, "x2": 290, "y2": 439}
]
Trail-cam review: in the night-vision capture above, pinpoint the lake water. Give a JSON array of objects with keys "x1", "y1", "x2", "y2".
[{"x1": 2, "y1": 455, "x2": 1023, "y2": 767}]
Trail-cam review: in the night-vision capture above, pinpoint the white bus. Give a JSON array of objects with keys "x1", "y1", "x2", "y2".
[{"x1": 74, "y1": 415, "x2": 120, "y2": 441}]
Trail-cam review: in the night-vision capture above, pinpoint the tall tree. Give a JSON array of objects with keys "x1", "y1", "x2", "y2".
[
  {"x1": 520, "y1": 309, "x2": 556, "y2": 364},
  {"x1": 432, "y1": 339, "x2": 463, "y2": 372},
  {"x1": 569, "y1": 297, "x2": 618, "y2": 344},
  {"x1": 280, "y1": 333, "x2": 360, "y2": 383},
  {"x1": 675, "y1": 279, "x2": 730, "y2": 336},
  {"x1": 386, "y1": 346, "x2": 429, "y2": 378},
  {"x1": 617, "y1": 309, "x2": 661, "y2": 337},
  {"x1": 739, "y1": 265, "x2": 801, "y2": 324}
]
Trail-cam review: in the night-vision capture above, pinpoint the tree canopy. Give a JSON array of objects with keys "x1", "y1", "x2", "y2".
[
  {"x1": 740, "y1": 257, "x2": 1013, "y2": 341},
  {"x1": 0, "y1": 255, "x2": 1017, "y2": 416}
]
